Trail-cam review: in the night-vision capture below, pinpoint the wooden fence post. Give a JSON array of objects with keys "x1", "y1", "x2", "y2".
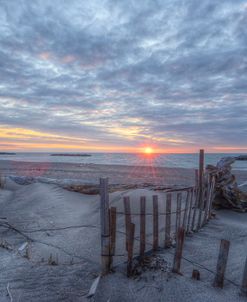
[
  {"x1": 140, "y1": 196, "x2": 146, "y2": 260},
  {"x1": 124, "y1": 196, "x2": 131, "y2": 251},
  {"x1": 186, "y1": 188, "x2": 194, "y2": 233},
  {"x1": 195, "y1": 169, "x2": 199, "y2": 188},
  {"x1": 172, "y1": 227, "x2": 185, "y2": 274},
  {"x1": 207, "y1": 176, "x2": 216, "y2": 221},
  {"x1": 100, "y1": 178, "x2": 111, "y2": 275},
  {"x1": 199, "y1": 149, "x2": 204, "y2": 199},
  {"x1": 175, "y1": 193, "x2": 182, "y2": 237},
  {"x1": 241, "y1": 256, "x2": 247, "y2": 296},
  {"x1": 110, "y1": 207, "x2": 117, "y2": 266},
  {"x1": 196, "y1": 187, "x2": 204, "y2": 231},
  {"x1": 213, "y1": 239, "x2": 230, "y2": 288},
  {"x1": 165, "y1": 193, "x2": 172, "y2": 248},
  {"x1": 153, "y1": 195, "x2": 159, "y2": 251},
  {"x1": 197, "y1": 149, "x2": 204, "y2": 230},
  {"x1": 203, "y1": 174, "x2": 212, "y2": 225},
  {"x1": 191, "y1": 187, "x2": 198, "y2": 232},
  {"x1": 127, "y1": 223, "x2": 135, "y2": 277},
  {"x1": 182, "y1": 190, "x2": 190, "y2": 230}
]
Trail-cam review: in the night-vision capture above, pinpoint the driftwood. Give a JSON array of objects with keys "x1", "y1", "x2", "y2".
[{"x1": 206, "y1": 156, "x2": 247, "y2": 212}]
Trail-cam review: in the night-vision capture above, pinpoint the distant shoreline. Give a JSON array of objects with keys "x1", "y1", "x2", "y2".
[
  {"x1": 50, "y1": 153, "x2": 91, "y2": 157},
  {"x1": 0, "y1": 152, "x2": 16, "y2": 155}
]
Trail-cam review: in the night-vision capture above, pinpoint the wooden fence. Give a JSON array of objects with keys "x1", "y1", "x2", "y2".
[
  {"x1": 100, "y1": 150, "x2": 216, "y2": 272},
  {"x1": 98, "y1": 149, "x2": 247, "y2": 296}
]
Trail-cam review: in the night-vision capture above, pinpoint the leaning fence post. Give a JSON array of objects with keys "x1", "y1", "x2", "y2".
[
  {"x1": 100, "y1": 178, "x2": 111, "y2": 275},
  {"x1": 110, "y1": 207, "x2": 117, "y2": 266},
  {"x1": 172, "y1": 227, "x2": 185, "y2": 274},
  {"x1": 127, "y1": 223, "x2": 135, "y2": 277},
  {"x1": 241, "y1": 256, "x2": 247, "y2": 296},
  {"x1": 153, "y1": 195, "x2": 159, "y2": 251},
  {"x1": 124, "y1": 196, "x2": 131, "y2": 251},
  {"x1": 213, "y1": 239, "x2": 230, "y2": 288},
  {"x1": 140, "y1": 196, "x2": 146, "y2": 260}
]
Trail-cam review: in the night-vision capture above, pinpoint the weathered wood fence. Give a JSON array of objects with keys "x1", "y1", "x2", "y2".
[{"x1": 99, "y1": 149, "x2": 247, "y2": 295}]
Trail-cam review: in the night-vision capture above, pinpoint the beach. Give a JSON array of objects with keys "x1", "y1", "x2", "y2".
[{"x1": 0, "y1": 159, "x2": 247, "y2": 301}]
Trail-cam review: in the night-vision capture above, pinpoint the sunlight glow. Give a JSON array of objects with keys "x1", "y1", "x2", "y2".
[{"x1": 144, "y1": 147, "x2": 154, "y2": 154}]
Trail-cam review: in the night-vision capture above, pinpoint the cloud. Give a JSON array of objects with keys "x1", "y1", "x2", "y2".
[{"x1": 0, "y1": 0, "x2": 246, "y2": 152}]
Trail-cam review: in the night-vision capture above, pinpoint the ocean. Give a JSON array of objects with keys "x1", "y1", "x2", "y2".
[{"x1": 0, "y1": 152, "x2": 247, "y2": 170}]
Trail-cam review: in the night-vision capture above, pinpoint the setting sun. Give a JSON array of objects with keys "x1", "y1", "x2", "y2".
[{"x1": 144, "y1": 147, "x2": 154, "y2": 154}]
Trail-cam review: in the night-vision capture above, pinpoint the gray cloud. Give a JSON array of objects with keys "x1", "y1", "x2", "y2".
[{"x1": 0, "y1": 0, "x2": 246, "y2": 151}]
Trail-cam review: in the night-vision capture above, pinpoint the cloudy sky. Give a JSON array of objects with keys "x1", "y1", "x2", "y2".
[{"x1": 0, "y1": 0, "x2": 247, "y2": 153}]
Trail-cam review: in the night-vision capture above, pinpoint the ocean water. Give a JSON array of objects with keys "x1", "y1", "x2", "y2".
[{"x1": 0, "y1": 152, "x2": 247, "y2": 170}]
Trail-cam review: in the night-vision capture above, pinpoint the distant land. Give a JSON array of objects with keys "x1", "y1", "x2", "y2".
[
  {"x1": 0, "y1": 152, "x2": 16, "y2": 155},
  {"x1": 50, "y1": 153, "x2": 91, "y2": 157},
  {"x1": 236, "y1": 155, "x2": 247, "y2": 161}
]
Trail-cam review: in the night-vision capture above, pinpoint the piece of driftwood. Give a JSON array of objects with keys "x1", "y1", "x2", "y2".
[{"x1": 206, "y1": 156, "x2": 247, "y2": 211}]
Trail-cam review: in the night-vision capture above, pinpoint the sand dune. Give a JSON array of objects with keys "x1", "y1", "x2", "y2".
[{"x1": 0, "y1": 176, "x2": 247, "y2": 301}]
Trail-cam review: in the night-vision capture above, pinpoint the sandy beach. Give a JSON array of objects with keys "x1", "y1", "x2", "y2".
[
  {"x1": 0, "y1": 159, "x2": 247, "y2": 301},
  {"x1": 0, "y1": 159, "x2": 246, "y2": 187}
]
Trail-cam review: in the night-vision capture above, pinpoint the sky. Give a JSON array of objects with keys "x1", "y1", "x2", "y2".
[{"x1": 0, "y1": 0, "x2": 247, "y2": 153}]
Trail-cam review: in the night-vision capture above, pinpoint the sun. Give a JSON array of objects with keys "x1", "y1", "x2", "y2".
[{"x1": 144, "y1": 147, "x2": 154, "y2": 154}]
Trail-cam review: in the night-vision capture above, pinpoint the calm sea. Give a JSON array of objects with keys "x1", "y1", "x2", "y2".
[{"x1": 0, "y1": 152, "x2": 247, "y2": 170}]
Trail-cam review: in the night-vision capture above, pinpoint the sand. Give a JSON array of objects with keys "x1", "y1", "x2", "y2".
[{"x1": 0, "y1": 160, "x2": 247, "y2": 301}]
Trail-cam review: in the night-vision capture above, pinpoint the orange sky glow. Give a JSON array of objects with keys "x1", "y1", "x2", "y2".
[{"x1": 0, "y1": 126, "x2": 246, "y2": 153}]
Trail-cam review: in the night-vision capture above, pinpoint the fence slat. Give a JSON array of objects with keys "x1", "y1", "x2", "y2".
[
  {"x1": 165, "y1": 193, "x2": 172, "y2": 248},
  {"x1": 172, "y1": 227, "x2": 185, "y2": 274},
  {"x1": 208, "y1": 176, "x2": 216, "y2": 221},
  {"x1": 213, "y1": 239, "x2": 230, "y2": 288},
  {"x1": 124, "y1": 196, "x2": 131, "y2": 251},
  {"x1": 241, "y1": 256, "x2": 247, "y2": 296},
  {"x1": 176, "y1": 193, "x2": 182, "y2": 237},
  {"x1": 182, "y1": 190, "x2": 190, "y2": 230},
  {"x1": 110, "y1": 207, "x2": 117, "y2": 265},
  {"x1": 140, "y1": 196, "x2": 146, "y2": 260},
  {"x1": 100, "y1": 178, "x2": 111, "y2": 275},
  {"x1": 153, "y1": 195, "x2": 159, "y2": 251},
  {"x1": 203, "y1": 174, "x2": 212, "y2": 225},
  {"x1": 127, "y1": 223, "x2": 135, "y2": 277},
  {"x1": 186, "y1": 188, "x2": 194, "y2": 233},
  {"x1": 196, "y1": 186, "x2": 204, "y2": 231},
  {"x1": 191, "y1": 187, "x2": 198, "y2": 232},
  {"x1": 197, "y1": 149, "x2": 204, "y2": 231}
]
